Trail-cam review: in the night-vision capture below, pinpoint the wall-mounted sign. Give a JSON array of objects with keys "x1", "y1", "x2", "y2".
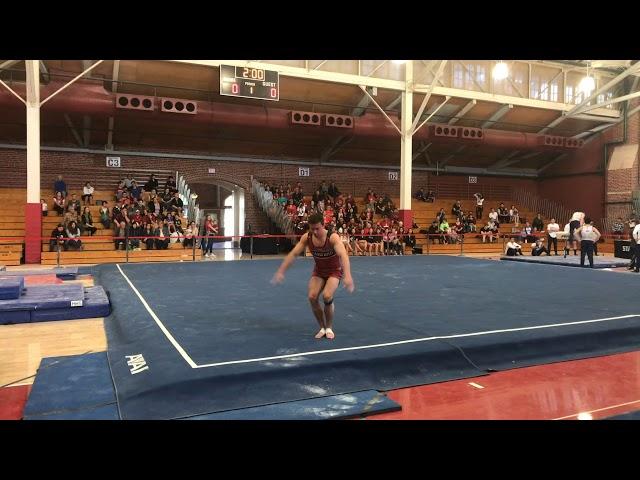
[
  {"x1": 468, "y1": 176, "x2": 478, "y2": 184},
  {"x1": 106, "y1": 156, "x2": 121, "y2": 168},
  {"x1": 208, "y1": 168, "x2": 216, "y2": 174},
  {"x1": 388, "y1": 171, "x2": 398, "y2": 181},
  {"x1": 299, "y1": 167, "x2": 310, "y2": 177}
]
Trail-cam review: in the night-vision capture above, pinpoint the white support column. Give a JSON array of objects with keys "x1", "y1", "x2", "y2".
[
  {"x1": 234, "y1": 189, "x2": 242, "y2": 247},
  {"x1": 25, "y1": 60, "x2": 41, "y2": 264},
  {"x1": 399, "y1": 61, "x2": 413, "y2": 226}
]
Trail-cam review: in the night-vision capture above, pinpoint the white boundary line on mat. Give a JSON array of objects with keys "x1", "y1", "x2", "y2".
[
  {"x1": 116, "y1": 264, "x2": 198, "y2": 368},
  {"x1": 194, "y1": 314, "x2": 640, "y2": 368}
]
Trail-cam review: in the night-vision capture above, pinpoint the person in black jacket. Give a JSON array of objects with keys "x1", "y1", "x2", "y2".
[{"x1": 49, "y1": 224, "x2": 67, "y2": 252}]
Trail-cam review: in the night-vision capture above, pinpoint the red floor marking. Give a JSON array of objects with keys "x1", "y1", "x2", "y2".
[
  {"x1": 24, "y1": 274, "x2": 63, "y2": 285},
  {"x1": 0, "y1": 385, "x2": 31, "y2": 420}
]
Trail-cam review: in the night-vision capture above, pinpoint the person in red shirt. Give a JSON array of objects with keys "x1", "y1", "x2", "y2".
[{"x1": 272, "y1": 213, "x2": 355, "y2": 339}]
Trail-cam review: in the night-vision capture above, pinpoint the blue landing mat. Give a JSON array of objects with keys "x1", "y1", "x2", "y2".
[
  {"x1": 23, "y1": 352, "x2": 118, "y2": 420},
  {"x1": 0, "y1": 267, "x2": 78, "y2": 279},
  {"x1": 0, "y1": 276, "x2": 24, "y2": 300},
  {"x1": 186, "y1": 390, "x2": 400, "y2": 420},
  {"x1": 500, "y1": 255, "x2": 629, "y2": 268},
  {"x1": 0, "y1": 284, "x2": 84, "y2": 311},
  {"x1": 96, "y1": 256, "x2": 640, "y2": 420},
  {"x1": 30, "y1": 286, "x2": 110, "y2": 321}
]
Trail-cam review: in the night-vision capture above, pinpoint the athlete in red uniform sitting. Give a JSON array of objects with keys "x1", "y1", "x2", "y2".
[{"x1": 272, "y1": 212, "x2": 355, "y2": 339}]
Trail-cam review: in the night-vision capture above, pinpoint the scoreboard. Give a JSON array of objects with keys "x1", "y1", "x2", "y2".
[{"x1": 219, "y1": 64, "x2": 279, "y2": 101}]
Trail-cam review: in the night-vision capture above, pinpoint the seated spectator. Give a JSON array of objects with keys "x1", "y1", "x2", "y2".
[
  {"x1": 451, "y1": 200, "x2": 463, "y2": 219},
  {"x1": 532, "y1": 213, "x2": 544, "y2": 232},
  {"x1": 404, "y1": 228, "x2": 416, "y2": 251},
  {"x1": 481, "y1": 223, "x2": 494, "y2": 243},
  {"x1": 427, "y1": 221, "x2": 439, "y2": 244},
  {"x1": 166, "y1": 175, "x2": 177, "y2": 193},
  {"x1": 81, "y1": 206, "x2": 97, "y2": 236},
  {"x1": 123, "y1": 174, "x2": 134, "y2": 190},
  {"x1": 67, "y1": 193, "x2": 81, "y2": 216},
  {"x1": 155, "y1": 221, "x2": 170, "y2": 250},
  {"x1": 488, "y1": 208, "x2": 499, "y2": 227},
  {"x1": 415, "y1": 187, "x2": 427, "y2": 201},
  {"x1": 49, "y1": 224, "x2": 67, "y2": 252},
  {"x1": 144, "y1": 174, "x2": 159, "y2": 193},
  {"x1": 130, "y1": 181, "x2": 142, "y2": 201},
  {"x1": 82, "y1": 182, "x2": 95, "y2": 205},
  {"x1": 41, "y1": 198, "x2": 48, "y2": 217},
  {"x1": 436, "y1": 208, "x2": 446, "y2": 224},
  {"x1": 183, "y1": 221, "x2": 197, "y2": 249},
  {"x1": 438, "y1": 219, "x2": 450, "y2": 244},
  {"x1": 66, "y1": 221, "x2": 82, "y2": 250},
  {"x1": 425, "y1": 190, "x2": 435, "y2": 203},
  {"x1": 521, "y1": 222, "x2": 534, "y2": 243},
  {"x1": 99, "y1": 202, "x2": 111, "y2": 229},
  {"x1": 505, "y1": 238, "x2": 523, "y2": 256},
  {"x1": 54, "y1": 174, "x2": 67, "y2": 198},
  {"x1": 142, "y1": 223, "x2": 155, "y2": 250},
  {"x1": 328, "y1": 181, "x2": 340, "y2": 200},
  {"x1": 114, "y1": 221, "x2": 127, "y2": 250},
  {"x1": 531, "y1": 238, "x2": 549, "y2": 256},
  {"x1": 497, "y1": 203, "x2": 510, "y2": 224},
  {"x1": 464, "y1": 211, "x2": 476, "y2": 233},
  {"x1": 128, "y1": 220, "x2": 143, "y2": 250},
  {"x1": 53, "y1": 192, "x2": 65, "y2": 216}
]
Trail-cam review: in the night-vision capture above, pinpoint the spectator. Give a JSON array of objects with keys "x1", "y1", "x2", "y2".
[
  {"x1": 425, "y1": 190, "x2": 435, "y2": 203},
  {"x1": 488, "y1": 208, "x2": 499, "y2": 227},
  {"x1": 415, "y1": 187, "x2": 427, "y2": 202},
  {"x1": 66, "y1": 221, "x2": 82, "y2": 250},
  {"x1": 427, "y1": 221, "x2": 439, "y2": 244},
  {"x1": 142, "y1": 223, "x2": 155, "y2": 250},
  {"x1": 67, "y1": 194, "x2": 81, "y2": 216},
  {"x1": 166, "y1": 175, "x2": 177, "y2": 193},
  {"x1": 183, "y1": 221, "x2": 197, "y2": 249},
  {"x1": 130, "y1": 181, "x2": 142, "y2": 201},
  {"x1": 203, "y1": 214, "x2": 218, "y2": 258},
  {"x1": 531, "y1": 238, "x2": 549, "y2": 256},
  {"x1": 81, "y1": 206, "x2": 97, "y2": 236},
  {"x1": 532, "y1": 213, "x2": 544, "y2": 232},
  {"x1": 99, "y1": 202, "x2": 111, "y2": 229},
  {"x1": 521, "y1": 222, "x2": 534, "y2": 243},
  {"x1": 144, "y1": 174, "x2": 159, "y2": 193},
  {"x1": 123, "y1": 174, "x2": 134, "y2": 189},
  {"x1": 41, "y1": 199, "x2": 48, "y2": 217},
  {"x1": 328, "y1": 181, "x2": 340, "y2": 200},
  {"x1": 128, "y1": 220, "x2": 143, "y2": 250},
  {"x1": 82, "y1": 182, "x2": 95, "y2": 205},
  {"x1": 154, "y1": 221, "x2": 170, "y2": 250},
  {"x1": 54, "y1": 175, "x2": 67, "y2": 198},
  {"x1": 505, "y1": 238, "x2": 523, "y2": 256},
  {"x1": 53, "y1": 192, "x2": 65, "y2": 216},
  {"x1": 546, "y1": 218, "x2": 560, "y2": 255},
  {"x1": 49, "y1": 224, "x2": 66, "y2": 252},
  {"x1": 474, "y1": 192, "x2": 485, "y2": 219},
  {"x1": 509, "y1": 205, "x2": 520, "y2": 226},
  {"x1": 498, "y1": 203, "x2": 510, "y2": 224}
]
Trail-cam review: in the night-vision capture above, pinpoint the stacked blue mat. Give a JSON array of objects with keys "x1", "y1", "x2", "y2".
[
  {"x1": 0, "y1": 267, "x2": 78, "y2": 280},
  {"x1": 0, "y1": 280, "x2": 110, "y2": 324}
]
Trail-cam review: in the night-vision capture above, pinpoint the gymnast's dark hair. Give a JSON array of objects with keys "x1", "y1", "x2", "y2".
[{"x1": 308, "y1": 213, "x2": 324, "y2": 225}]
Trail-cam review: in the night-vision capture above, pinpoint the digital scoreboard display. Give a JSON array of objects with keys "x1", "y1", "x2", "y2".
[{"x1": 219, "y1": 64, "x2": 279, "y2": 101}]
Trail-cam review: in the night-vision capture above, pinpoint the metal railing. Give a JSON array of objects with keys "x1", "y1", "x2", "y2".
[
  {"x1": 177, "y1": 171, "x2": 201, "y2": 226},
  {"x1": 512, "y1": 189, "x2": 573, "y2": 226},
  {"x1": 252, "y1": 179, "x2": 294, "y2": 235}
]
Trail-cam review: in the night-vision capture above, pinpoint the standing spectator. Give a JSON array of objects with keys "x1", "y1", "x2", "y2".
[
  {"x1": 328, "y1": 181, "x2": 340, "y2": 200},
  {"x1": 41, "y1": 199, "x2": 48, "y2": 217},
  {"x1": 474, "y1": 192, "x2": 485, "y2": 219},
  {"x1": 546, "y1": 218, "x2": 560, "y2": 255},
  {"x1": 203, "y1": 214, "x2": 218, "y2": 258},
  {"x1": 54, "y1": 175, "x2": 67, "y2": 197},
  {"x1": 630, "y1": 219, "x2": 640, "y2": 272},
  {"x1": 575, "y1": 217, "x2": 601, "y2": 268},
  {"x1": 82, "y1": 182, "x2": 95, "y2": 205},
  {"x1": 509, "y1": 205, "x2": 520, "y2": 226}
]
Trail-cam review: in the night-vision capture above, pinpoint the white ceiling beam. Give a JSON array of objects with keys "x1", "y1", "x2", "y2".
[
  {"x1": 448, "y1": 99, "x2": 476, "y2": 125},
  {"x1": 411, "y1": 61, "x2": 447, "y2": 133},
  {"x1": 572, "y1": 90, "x2": 640, "y2": 115},
  {"x1": 481, "y1": 104, "x2": 513, "y2": 128}
]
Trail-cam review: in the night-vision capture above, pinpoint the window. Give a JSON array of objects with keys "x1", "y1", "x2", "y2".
[
  {"x1": 465, "y1": 63, "x2": 475, "y2": 88},
  {"x1": 565, "y1": 85, "x2": 573, "y2": 103},
  {"x1": 539, "y1": 82, "x2": 549, "y2": 100},
  {"x1": 606, "y1": 91, "x2": 613, "y2": 109},
  {"x1": 550, "y1": 83, "x2": 558, "y2": 102},
  {"x1": 476, "y1": 65, "x2": 486, "y2": 85},
  {"x1": 530, "y1": 78, "x2": 539, "y2": 99},
  {"x1": 453, "y1": 64, "x2": 464, "y2": 88}
]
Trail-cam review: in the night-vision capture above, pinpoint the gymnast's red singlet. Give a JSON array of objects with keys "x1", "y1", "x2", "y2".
[{"x1": 307, "y1": 233, "x2": 343, "y2": 280}]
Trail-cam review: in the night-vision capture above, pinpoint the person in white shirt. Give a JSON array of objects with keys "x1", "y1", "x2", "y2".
[
  {"x1": 82, "y1": 182, "x2": 95, "y2": 206},
  {"x1": 488, "y1": 208, "x2": 499, "y2": 226},
  {"x1": 631, "y1": 219, "x2": 640, "y2": 273},
  {"x1": 575, "y1": 217, "x2": 601, "y2": 268},
  {"x1": 546, "y1": 218, "x2": 560, "y2": 255},
  {"x1": 474, "y1": 193, "x2": 485, "y2": 219},
  {"x1": 505, "y1": 238, "x2": 522, "y2": 256}
]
